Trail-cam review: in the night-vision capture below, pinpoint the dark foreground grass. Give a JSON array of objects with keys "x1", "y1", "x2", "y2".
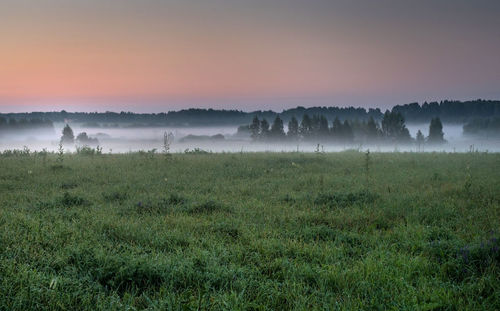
[{"x1": 0, "y1": 151, "x2": 499, "y2": 310}]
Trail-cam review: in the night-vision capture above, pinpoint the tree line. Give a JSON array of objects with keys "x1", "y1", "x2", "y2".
[
  {"x1": 463, "y1": 117, "x2": 500, "y2": 136},
  {"x1": 393, "y1": 99, "x2": 500, "y2": 123},
  {"x1": 246, "y1": 111, "x2": 445, "y2": 145},
  {"x1": 0, "y1": 117, "x2": 54, "y2": 132},
  {"x1": 2, "y1": 99, "x2": 497, "y2": 126}
]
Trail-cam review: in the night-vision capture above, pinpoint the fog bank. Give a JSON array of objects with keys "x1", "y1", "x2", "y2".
[{"x1": 1, "y1": 123, "x2": 499, "y2": 153}]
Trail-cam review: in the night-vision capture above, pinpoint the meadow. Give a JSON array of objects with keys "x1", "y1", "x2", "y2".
[{"x1": 0, "y1": 151, "x2": 499, "y2": 310}]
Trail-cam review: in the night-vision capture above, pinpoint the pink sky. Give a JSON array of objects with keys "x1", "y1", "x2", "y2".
[{"x1": 1, "y1": 0, "x2": 499, "y2": 112}]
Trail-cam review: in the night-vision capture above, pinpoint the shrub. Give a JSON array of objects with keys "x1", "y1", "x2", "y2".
[{"x1": 60, "y1": 192, "x2": 88, "y2": 207}]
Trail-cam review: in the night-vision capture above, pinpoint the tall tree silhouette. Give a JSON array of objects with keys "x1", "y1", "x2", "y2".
[
  {"x1": 299, "y1": 114, "x2": 312, "y2": 139},
  {"x1": 331, "y1": 117, "x2": 343, "y2": 141},
  {"x1": 270, "y1": 116, "x2": 285, "y2": 139},
  {"x1": 61, "y1": 124, "x2": 75, "y2": 145},
  {"x1": 249, "y1": 116, "x2": 260, "y2": 140},
  {"x1": 381, "y1": 111, "x2": 412, "y2": 143},
  {"x1": 365, "y1": 116, "x2": 380, "y2": 140},
  {"x1": 318, "y1": 115, "x2": 330, "y2": 139},
  {"x1": 287, "y1": 116, "x2": 299, "y2": 140},
  {"x1": 260, "y1": 119, "x2": 270, "y2": 139},
  {"x1": 416, "y1": 130, "x2": 425, "y2": 151},
  {"x1": 342, "y1": 120, "x2": 354, "y2": 142},
  {"x1": 427, "y1": 117, "x2": 445, "y2": 144}
]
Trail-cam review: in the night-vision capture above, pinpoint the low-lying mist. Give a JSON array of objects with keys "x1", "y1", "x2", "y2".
[{"x1": 0, "y1": 123, "x2": 499, "y2": 153}]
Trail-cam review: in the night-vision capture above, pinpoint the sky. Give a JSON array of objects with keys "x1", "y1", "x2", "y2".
[{"x1": 1, "y1": 0, "x2": 500, "y2": 112}]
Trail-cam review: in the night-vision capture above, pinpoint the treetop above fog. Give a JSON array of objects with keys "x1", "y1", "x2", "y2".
[{"x1": 1, "y1": 99, "x2": 499, "y2": 127}]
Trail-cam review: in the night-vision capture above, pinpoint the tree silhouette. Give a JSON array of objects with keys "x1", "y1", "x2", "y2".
[
  {"x1": 416, "y1": 130, "x2": 425, "y2": 151},
  {"x1": 76, "y1": 132, "x2": 99, "y2": 146},
  {"x1": 287, "y1": 116, "x2": 299, "y2": 140},
  {"x1": 260, "y1": 119, "x2": 270, "y2": 139},
  {"x1": 342, "y1": 120, "x2": 354, "y2": 142},
  {"x1": 318, "y1": 115, "x2": 330, "y2": 139},
  {"x1": 270, "y1": 116, "x2": 285, "y2": 139},
  {"x1": 365, "y1": 116, "x2": 380, "y2": 141},
  {"x1": 249, "y1": 116, "x2": 260, "y2": 140},
  {"x1": 427, "y1": 117, "x2": 445, "y2": 144},
  {"x1": 331, "y1": 117, "x2": 343, "y2": 141},
  {"x1": 61, "y1": 124, "x2": 75, "y2": 145},
  {"x1": 299, "y1": 114, "x2": 312, "y2": 139},
  {"x1": 381, "y1": 111, "x2": 412, "y2": 143}
]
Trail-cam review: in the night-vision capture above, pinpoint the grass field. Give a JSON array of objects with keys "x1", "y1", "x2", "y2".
[{"x1": 0, "y1": 151, "x2": 499, "y2": 310}]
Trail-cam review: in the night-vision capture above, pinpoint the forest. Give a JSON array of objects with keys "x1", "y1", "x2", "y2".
[
  {"x1": 242, "y1": 111, "x2": 445, "y2": 145},
  {"x1": 0, "y1": 117, "x2": 54, "y2": 134},
  {"x1": 2, "y1": 99, "x2": 499, "y2": 127},
  {"x1": 463, "y1": 117, "x2": 500, "y2": 136}
]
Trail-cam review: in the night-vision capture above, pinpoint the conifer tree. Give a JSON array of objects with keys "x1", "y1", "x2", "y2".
[
  {"x1": 61, "y1": 124, "x2": 74, "y2": 145},
  {"x1": 299, "y1": 114, "x2": 312, "y2": 139},
  {"x1": 260, "y1": 119, "x2": 270, "y2": 139},
  {"x1": 331, "y1": 117, "x2": 343, "y2": 141},
  {"x1": 287, "y1": 116, "x2": 299, "y2": 140},
  {"x1": 270, "y1": 116, "x2": 285, "y2": 139},
  {"x1": 416, "y1": 130, "x2": 425, "y2": 151},
  {"x1": 249, "y1": 116, "x2": 260, "y2": 140},
  {"x1": 366, "y1": 116, "x2": 380, "y2": 140},
  {"x1": 318, "y1": 115, "x2": 330, "y2": 138},
  {"x1": 428, "y1": 117, "x2": 445, "y2": 144}
]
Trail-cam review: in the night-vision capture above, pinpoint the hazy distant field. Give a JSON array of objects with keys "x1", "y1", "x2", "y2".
[{"x1": 0, "y1": 152, "x2": 499, "y2": 310}]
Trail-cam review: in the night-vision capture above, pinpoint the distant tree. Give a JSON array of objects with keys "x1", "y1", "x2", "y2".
[
  {"x1": 260, "y1": 119, "x2": 270, "y2": 139},
  {"x1": 162, "y1": 131, "x2": 174, "y2": 155},
  {"x1": 249, "y1": 116, "x2": 260, "y2": 140},
  {"x1": 236, "y1": 125, "x2": 251, "y2": 137},
  {"x1": 61, "y1": 124, "x2": 74, "y2": 145},
  {"x1": 350, "y1": 119, "x2": 363, "y2": 140},
  {"x1": 331, "y1": 117, "x2": 343, "y2": 141},
  {"x1": 270, "y1": 116, "x2": 285, "y2": 139},
  {"x1": 463, "y1": 117, "x2": 500, "y2": 136},
  {"x1": 299, "y1": 114, "x2": 312, "y2": 138},
  {"x1": 76, "y1": 132, "x2": 99, "y2": 146},
  {"x1": 318, "y1": 115, "x2": 330, "y2": 138},
  {"x1": 8, "y1": 118, "x2": 18, "y2": 128},
  {"x1": 416, "y1": 130, "x2": 425, "y2": 151},
  {"x1": 381, "y1": 111, "x2": 412, "y2": 143},
  {"x1": 392, "y1": 99, "x2": 500, "y2": 123},
  {"x1": 0, "y1": 117, "x2": 6, "y2": 130},
  {"x1": 427, "y1": 117, "x2": 445, "y2": 144},
  {"x1": 3, "y1": 99, "x2": 500, "y2": 126},
  {"x1": 311, "y1": 115, "x2": 321, "y2": 136},
  {"x1": 365, "y1": 116, "x2": 380, "y2": 140},
  {"x1": 287, "y1": 116, "x2": 299, "y2": 140},
  {"x1": 342, "y1": 120, "x2": 354, "y2": 142}
]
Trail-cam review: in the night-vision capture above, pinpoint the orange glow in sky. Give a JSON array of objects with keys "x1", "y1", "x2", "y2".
[{"x1": 1, "y1": 0, "x2": 500, "y2": 111}]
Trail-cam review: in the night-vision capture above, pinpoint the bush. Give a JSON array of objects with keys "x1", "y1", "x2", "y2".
[{"x1": 60, "y1": 192, "x2": 88, "y2": 207}]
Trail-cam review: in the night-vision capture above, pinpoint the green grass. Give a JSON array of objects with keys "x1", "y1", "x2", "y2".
[{"x1": 0, "y1": 151, "x2": 499, "y2": 310}]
